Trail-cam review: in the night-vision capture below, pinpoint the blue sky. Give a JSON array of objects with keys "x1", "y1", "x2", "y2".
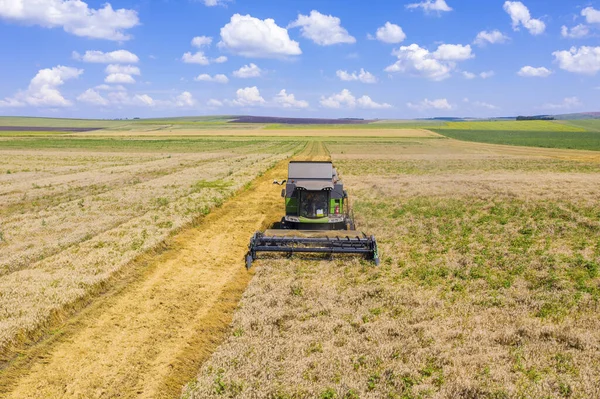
[{"x1": 0, "y1": 0, "x2": 599, "y2": 119}]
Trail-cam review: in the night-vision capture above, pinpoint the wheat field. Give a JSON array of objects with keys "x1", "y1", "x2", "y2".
[
  {"x1": 184, "y1": 138, "x2": 600, "y2": 399},
  {"x1": 0, "y1": 139, "x2": 301, "y2": 359}
]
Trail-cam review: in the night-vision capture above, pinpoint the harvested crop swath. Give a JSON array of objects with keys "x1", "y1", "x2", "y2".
[{"x1": 0, "y1": 139, "x2": 300, "y2": 358}]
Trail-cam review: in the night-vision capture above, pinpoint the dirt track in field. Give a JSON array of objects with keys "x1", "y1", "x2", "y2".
[{"x1": 0, "y1": 141, "x2": 329, "y2": 398}]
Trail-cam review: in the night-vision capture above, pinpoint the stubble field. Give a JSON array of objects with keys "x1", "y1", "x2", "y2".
[
  {"x1": 184, "y1": 137, "x2": 600, "y2": 399},
  {"x1": 1, "y1": 120, "x2": 599, "y2": 399},
  {"x1": 0, "y1": 137, "x2": 300, "y2": 360}
]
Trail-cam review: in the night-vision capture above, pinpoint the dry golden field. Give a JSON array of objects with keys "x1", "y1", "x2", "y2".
[
  {"x1": 1, "y1": 127, "x2": 600, "y2": 399},
  {"x1": 0, "y1": 138, "x2": 300, "y2": 361},
  {"x1": 184, "y1": 137, "x2": 600, "y2": 399},
  {"x1": 0, "y1": 138, "x2": 324, "y2": 398}
]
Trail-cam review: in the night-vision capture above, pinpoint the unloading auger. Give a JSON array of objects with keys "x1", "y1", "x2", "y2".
[{"x1": 245, "y1": 161, "x2": 380, "y2": 269}]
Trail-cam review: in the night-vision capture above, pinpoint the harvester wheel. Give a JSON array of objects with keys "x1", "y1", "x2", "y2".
[
  {"x1": 245, "y1": 254, "x2": 253, "y2": 270},
  {"x1": 280, "y1": 217, "x2": 290, "y2": 229}
]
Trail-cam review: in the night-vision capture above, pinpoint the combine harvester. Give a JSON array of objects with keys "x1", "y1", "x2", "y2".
[{"x1": 246, "y1": 161, "x2": 380, "y2": 268}]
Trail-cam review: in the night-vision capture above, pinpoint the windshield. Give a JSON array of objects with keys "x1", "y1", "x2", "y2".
[{"x1": 299, "y1": 191, "x2": 329, "y2": 219}]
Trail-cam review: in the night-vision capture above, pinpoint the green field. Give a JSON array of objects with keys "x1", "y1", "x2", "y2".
[
  {"x1": 431, "y1": 129, "x2": 600, "y2": 151},
  {"x1": 437, "y1": 120, "x2": 586, "y2": 132},
  {"x1": 420, "y1": 120, "x2": 600, "y2": 151},
  {"x1": 556, "y1": 119, "x2": 600, "y2": 132}
]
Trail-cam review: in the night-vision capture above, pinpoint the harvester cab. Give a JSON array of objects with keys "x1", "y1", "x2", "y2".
[
  {"x1": 246, "y1": 161, "x2": 379, "y2": 269},
  {"x1": 280, "y1": 161, "x2": 353, "y2": 230}
]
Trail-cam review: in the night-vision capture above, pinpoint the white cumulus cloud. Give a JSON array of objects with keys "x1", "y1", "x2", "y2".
[
  {"x1": 0, "y1": 97, "x2": 25, "y2": 107},
  {"x1": 552, "y1": 46, "x2": 600, "y2": 75},
  {"x1": 231, "y1": 86, "x2": 266, "y2": 106},
  {"x1": 288, "y1": 10, "x2": 355, "y2": 46},
  {"x1": 103, "y1": 91, "x2": 154, "y2": 107},
  {"x1": 474, "y1": 30, "x2": 509, "y2": 46},
  {"x1": 233, "y1": 63, "x2": 263, "y2": 78},
  {"x1": 73, "y1": 50, "x2": 139, "y2": 64},
  {"x1": 97, "y1": 91, "x2": 199, "y2": 108},
  {"x1": 407, "y1": 98, "x2": 452, "y2": 110},
  {"x1": 105, "y1": 64, "x2": 140, "y2": 75},
  {"x1": 462, "y1": 71, "x2": 493, "y2": 79},
  {"x1": 582, "y1": 7, "x2": 600, "y2": 24},
  {"x1": 0, "y1": 65, "x2": 83, "y2": 108},
  {"x1": 191, "y1": 36, "x2": 213, "y2": 47},
  {"x1": 182, "y1": 51, "x2": 210, "y2": 65},
  {"x1": 503, "y1": 1, "x2": 545, "y2": 35},
  {"x1": 371, "y1": 22, "x2": 406, "y2": 44},
  {"x1": 0, "y1": 0, "x2": 139, "y2": 41},
  {"x1": 134, "y1": 94, "x2": 155, "y2": 107},
  {"x1": 77, "y1": 89, "x2": 108, "y2": 106},
  {"x1": 518, "y1": 66, "x2": 552, "y2": 77},
  {"x1": 104, "y1": 64, "x2": 140, "y2": 85},
  {"x1": 181, "y1": 52, "x2": 227, "y2": 65},
  {"x1": 174, "y1": 91, "x2": 196, "y2": 107},
  {"x1": 357, "y1": 95, "x2": 391, "y2": 109},
  {"x1": 336, "y1": 69, "x2": 377, "y2": 83},
  {"x1": 194, "y1": 74, "x2": 229, "y2": 83},
  {"x1": 432, "y1": 44, "x2": 474, "y2": 61},
  {"x1": 94, "y1": 91, "x2": 198, "y2": 108},
  {"x1": 274, "y1": 90, "x2": 309, "y2": 108},
  {"x1": 406, "y1": 0, "x2": 452, "y2": 13},
  {"x1": 561, "y1": 25, "x2": 590, "y2": 39},
  {"x1": 386, "y1": 44, "x2": 449, "y2": 81},
  {"x1": 105, "y1": 73, "x2": 136, "y2": 84},
  {"x1": 320, "y1": 89, "x2": 389, "y2": 109},
  {"x1": 320, "y1": 89, "x2": 357, "y2": 109},
  {"x1": 218, "y1": 14, "x2": 301, "y2": 58},
  {"x1": 385, "y1": 43, "x2": 473, "y2": 81}
]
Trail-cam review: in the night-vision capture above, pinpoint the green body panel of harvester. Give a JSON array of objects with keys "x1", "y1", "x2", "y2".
[{"x1": 246, "y1": 161, "x2": 380, "y2": 268}]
